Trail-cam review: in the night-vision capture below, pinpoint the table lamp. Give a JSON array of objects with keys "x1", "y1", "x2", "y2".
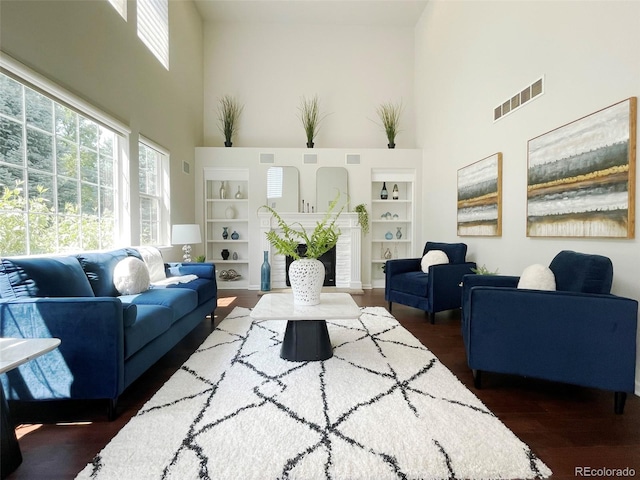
[{"x1": 171, "y1": 224, "x2": 202, "y2": 262}]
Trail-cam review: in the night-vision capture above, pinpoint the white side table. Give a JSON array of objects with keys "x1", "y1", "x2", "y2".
[
  {"x1": 1, "y1": 338, "x2": 61, "y2": 479},
  {"x1": 250, "y1": 293, "x2": 361, "y2": 361}
]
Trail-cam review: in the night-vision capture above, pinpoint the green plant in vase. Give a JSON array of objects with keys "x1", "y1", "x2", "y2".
[
  {"x1": 260, "y1": 194, "x2": 344, "y2": 260},
  {"x1": 260, "y1": 194, "x2": 345, "y2": 305},
  {"x1": 376, "y1": 100, "x2": 402, "y2": 148},
  {"x1": 217, "y1": 94, "x2": 243, "y2": 147},
  {"x1": 298, "y1": 94, "x2": 328, "y2": 148}
]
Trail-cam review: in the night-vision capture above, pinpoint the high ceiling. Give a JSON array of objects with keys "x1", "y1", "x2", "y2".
[{"x1": 193, "y1": 0, "x2": 428, "y2": 27}]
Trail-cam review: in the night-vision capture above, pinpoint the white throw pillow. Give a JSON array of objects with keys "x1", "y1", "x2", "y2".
[
  {"x1": 517, "y1": 264, "x2": 556, "y2": 291},
  {"x1": 421, "y1": 250, "x2": 449, "y2": 273},
  {"x1": 113, "y1": 257, "x2": 150, "y2": 295}
]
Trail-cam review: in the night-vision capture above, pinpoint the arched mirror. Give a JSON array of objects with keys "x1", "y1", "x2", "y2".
[
  {"x1": 267, "y1": 166, "x2": 299, "y2": 212},
  {"x1": 316, "y1": 167, "x2": 348, "y2": 212}
]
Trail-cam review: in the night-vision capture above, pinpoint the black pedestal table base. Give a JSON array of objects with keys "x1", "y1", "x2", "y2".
[{"x1": 280, "y1": 320, "x2": 333, "y2": 361}]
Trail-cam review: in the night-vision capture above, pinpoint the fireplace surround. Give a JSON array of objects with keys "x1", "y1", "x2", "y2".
[
  {"x1": 258, "y1": 212, "x2": 362, "y2": 290},
  {"x1": 285, "y1": 245, "x2": 336, "y2": 287}
]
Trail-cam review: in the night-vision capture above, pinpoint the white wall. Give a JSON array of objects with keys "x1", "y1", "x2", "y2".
[
  {"x1": 415, "y1": 0, "x2": 640, "y2": 394},
  {"x1": 203, "y1": 22, "x2": 416, "y2": 149},
  {"x1": 0, "y1": 0, "x2": 204, "y2": 255}
]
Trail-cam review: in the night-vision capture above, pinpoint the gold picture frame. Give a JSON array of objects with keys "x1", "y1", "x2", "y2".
[
  {"x1": 457, "y1": 152, "x2": 503, "y2": 236},
  {"x1": 527, "y1": 97, "x2": 636, "y2": 238}
]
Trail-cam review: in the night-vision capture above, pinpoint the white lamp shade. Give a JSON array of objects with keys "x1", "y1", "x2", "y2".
[{"x1": 172, "y1": 224, "x2": 202, "y2": 245}]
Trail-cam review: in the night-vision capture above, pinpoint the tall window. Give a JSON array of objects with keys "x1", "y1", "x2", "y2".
[
  {"x1": 138, "y1": 140, "x2": 167, "y2": 245},
  {"x1": 0, "y1": 71, "x2": 120, "y2": 255},
  {"x1": 137, "y1": 0, "x2": 169, "y2": 70}
]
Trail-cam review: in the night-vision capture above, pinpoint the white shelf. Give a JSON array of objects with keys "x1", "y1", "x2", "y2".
[
  {"x1": 370, "y1": 172, "x2": 415, "y2": 288},
  {"x1": 204, "y1": 168, "x2": 250, "y2": 289}
]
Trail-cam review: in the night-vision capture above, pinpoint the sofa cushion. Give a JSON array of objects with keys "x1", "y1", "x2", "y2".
[
  {"x1": 114, "y1": 257, "x2": 150, "y2": 295},
  {"x1": 390, "y1": 271, "x2": 430, "y2": 297},
  {"x1": 517, "y1": 264, "x2": 556, "y2": 291},
  {"x1": 423, "y1": 242, "x2": 467, "y2": 264},
  {"x1": 123, "y1": 304, "x2": 173, "y2": 359},
  {"x1": 0, "y1": 256, "x2": 94, "y2": 299},
  {"x1": 119, "y1": 287, "x2": 198, "y2": 323},
  {"x1": 166, "y1": 278, "x2": 216, "y2": 305},
  {"x1": 122, "y1": 303, "x2": 138, "y2": 328},
  {"x1": 77, "y1": 248, "x2": 142, "y2": 297}
]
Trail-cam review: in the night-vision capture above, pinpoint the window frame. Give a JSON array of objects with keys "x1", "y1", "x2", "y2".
[
  {"x1": 0, "y1": 52, "x2": 133, "y2": 252},
  {"x1": 137, "y1": 0, "x2": 169, "y2": 70},
  {"x1": 108, "y1": 0, "x2": 127, "y2": 21},
  {"x1": 138, "y1": 135, "x2": 170, "y2": 247}
]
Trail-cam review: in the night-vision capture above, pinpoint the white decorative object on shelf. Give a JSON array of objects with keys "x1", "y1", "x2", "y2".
[{"x1": 203, "y1": 167, "x2": 249, "y2": 289}]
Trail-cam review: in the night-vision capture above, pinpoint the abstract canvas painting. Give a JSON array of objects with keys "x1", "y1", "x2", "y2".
[
  {"x1": 527, "y1": 97, "x2": 636, "y2": 238},
  {"x1": 457, "y1": 153, "x2": 502, "y2": 236}
]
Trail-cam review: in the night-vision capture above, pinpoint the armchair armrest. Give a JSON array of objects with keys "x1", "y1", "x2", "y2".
[
  {"x1": 385, "y1": 257, "x2": 421, "y2": 299},
  {"x1": 165, "y1": 262, "x2": 215, "y2": 280},
  {"x1": 461, "y1": 274, "x2": 520, "y2": 324},
  {"x1": 429, "y1": 262, "x2": 477, "y2": 312},
  {"x1": 466, "y1": 287, "x2": 638, "y2": 392},
  {"x1": 0, "y1": 297, "x2": 126, "y2": 400},
  {"x1": 385, "y1": 257, "x2": 421, "y2": 276}
]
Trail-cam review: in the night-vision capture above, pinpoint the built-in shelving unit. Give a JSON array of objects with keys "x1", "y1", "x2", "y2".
[
  {"x1": 195, "y1": 147, "x2": 422, "y2": 290},
  {"x1": 204, "y1": 167, "x2": 249, "y2": 289},
  {"x1": 370, "y1": 169, "x2": 415, "y2": 288}
]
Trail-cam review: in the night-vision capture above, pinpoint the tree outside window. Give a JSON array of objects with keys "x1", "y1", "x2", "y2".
[{"x1": 0, "y1": 72, "x2": 118, "y2": 255}]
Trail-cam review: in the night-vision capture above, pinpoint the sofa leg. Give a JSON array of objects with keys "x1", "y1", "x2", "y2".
[
  {"x1": 388, "y1": 302, "x2": 392, "y2": 313},
  {"x1": 472, "y1": 369, "x2": 482, "y2": 389},
  {"x1": 614, "y1": 392, "x2": 627, "y2": 415},
  {"x1": 107, "y1": 397, "x2": 118, "y2": 421},
  {"x1": 426, "y1": 311, "x2": 435, "y2": 324}
]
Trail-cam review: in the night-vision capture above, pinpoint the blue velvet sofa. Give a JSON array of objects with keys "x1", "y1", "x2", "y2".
[
  {"x1": 385, "y1": 241, "x2": 476, "y2": 323},
  {"x1": 461, "y1": 250, "x2": 638, "y2": 414},
  {"x1": 0, "y1": 247, "x2": 217, "y2": 418}
]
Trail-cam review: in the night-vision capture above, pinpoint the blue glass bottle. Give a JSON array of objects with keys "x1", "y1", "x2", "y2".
[{"x1": 261, "y1": 251, "x2": 271, "y2": 291}]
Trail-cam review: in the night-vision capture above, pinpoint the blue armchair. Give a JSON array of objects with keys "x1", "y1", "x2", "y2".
[
  {"x1": 385, "y1": 242, "x2": 476, "y2": 323},
  {"x1": 461, "y1": 250, "x2": 638, "y2": 414}
]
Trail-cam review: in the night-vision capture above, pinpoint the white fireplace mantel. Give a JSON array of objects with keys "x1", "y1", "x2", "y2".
[{"x1": 258, "y1": 212, "x2": 362, "y2": 290}]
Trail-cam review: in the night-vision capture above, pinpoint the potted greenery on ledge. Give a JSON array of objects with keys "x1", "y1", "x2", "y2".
[
  {"x1": 376, "y1": 100, "x2": 402, "y2": 149},
  {"x1": 260, "y1": 194, "x2": 345, "y2": 305},
  {"x1": 217, "y1": 94, "x2": 243, "y2": 147},
  {"x1": 298, "y1": 94, "x2": 328, "y2": 148}
]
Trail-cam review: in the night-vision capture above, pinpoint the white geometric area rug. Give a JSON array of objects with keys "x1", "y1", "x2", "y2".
[{"x1": 76, "y1": 307, "x2": 551, "y2": 480}]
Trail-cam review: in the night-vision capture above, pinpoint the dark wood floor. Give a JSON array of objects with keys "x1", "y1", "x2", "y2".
[{"x1": 6, "y1": 289, "x2": 640, "y2": 479}]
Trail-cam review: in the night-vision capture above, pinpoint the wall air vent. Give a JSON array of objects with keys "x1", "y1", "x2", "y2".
[
  {"x1": 494, "y1": 76, "x2": 544, "y2": 122},
  {"x1": 345, "y1": 154, "x2": 361, "y2": 165},
  {"x1": 259, "y1": 153, "x2": 275, "y2": 164}
]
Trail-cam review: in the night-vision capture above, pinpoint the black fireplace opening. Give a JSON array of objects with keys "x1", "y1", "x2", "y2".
[{"x1": 286, "y1": 244, "x2": 336, "y2": 287}]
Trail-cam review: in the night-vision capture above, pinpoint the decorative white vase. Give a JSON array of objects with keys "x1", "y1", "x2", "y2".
[
  {"x1": 225, "y1": 206, "x2": 235, "y2": 219},
  {"x1": 288, "y1": 258, "x2": 325, "y2": 305}
]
